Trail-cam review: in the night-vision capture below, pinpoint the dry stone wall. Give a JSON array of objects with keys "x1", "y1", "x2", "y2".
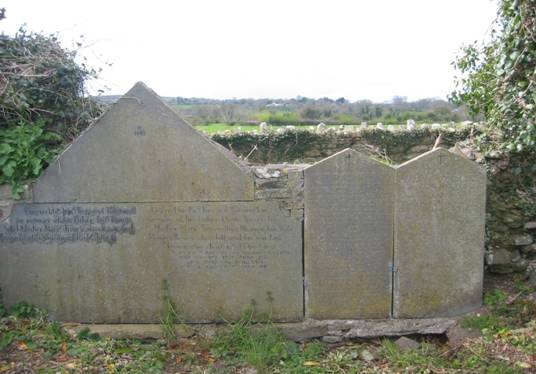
[
  {"x1": 211, "y1": 126, "x2": 475, "y2": 164},
  {"x1": 0, "y1": 83, "x2": 487, "y2": 323}
]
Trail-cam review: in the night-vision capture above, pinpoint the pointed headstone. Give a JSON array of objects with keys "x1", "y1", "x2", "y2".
[
  {"x1": 0, "y1": 83, "x2": 303, "y2": 323},
  {"x1": 32, "y1": 82, "x2": 254, "y2": 202},
  {"x1": 304, "y1": 149, "x2": 394, "y2": 319},
  {"x1": 393, "y1": 148, "x2": 486, "y2": 318}
]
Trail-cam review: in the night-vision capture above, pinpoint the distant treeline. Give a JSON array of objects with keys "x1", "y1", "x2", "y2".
[{"x1": 98, "y1": 95, "x2": 469, "y2": 126}]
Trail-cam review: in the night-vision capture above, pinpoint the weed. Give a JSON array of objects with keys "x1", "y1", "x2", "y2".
[
  {"x1": 463, "y1": 285, "x2": 536, "y2": 335},
  {"x1": 9, "y1": 302, "x2": 47, "y2": 327},
  {"x1": 0, "y1": 119, "x2": 61, "y2": 198},
  {"x1": 0, "y1": 283, "x2": 534, "y2": 373},
  {"x1": 211, "y1": 305, "x2": 298, "y2": 372},
  {"x1": 76, "y1": 327, "x2": 100, "y2": 341},
  {"x1": 484, "y1": 288, "x2": 508, "y2": 307},
  {"x1": 160, "y1": 279, "x2": 183, "y2": 344},
  {"x1": 211, "y1": 302, "x2": 336, "y2": 373}
]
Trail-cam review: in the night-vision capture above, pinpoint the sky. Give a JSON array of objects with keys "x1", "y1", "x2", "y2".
[{"x1": 1, "y1": 0, "x2": 498, "y2": 102}]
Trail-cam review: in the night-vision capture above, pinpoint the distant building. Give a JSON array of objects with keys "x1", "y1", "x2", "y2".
[{"x1": 266, "y1": 102, "x2": 284, "y2": 108}]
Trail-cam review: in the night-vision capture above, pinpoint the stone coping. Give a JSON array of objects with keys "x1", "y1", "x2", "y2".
[{"x1": 64, "y1": 318, "x2": 456, "y2": 342}]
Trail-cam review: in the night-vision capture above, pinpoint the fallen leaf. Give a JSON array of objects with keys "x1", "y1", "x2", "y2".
[
  {"x1": 56, "y1": 354, "x2": 72, "y2": 363},
  {"x1": 304, "y1": 361, "x2": 320, "y2": 367},
  {"x1": 65, "y1": 362, "x2": 78, "y2": 369}
]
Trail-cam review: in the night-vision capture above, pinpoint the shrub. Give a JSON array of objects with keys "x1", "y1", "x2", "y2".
[
  {"x1": 0, "y1": 26, "x2": 105, "y2": 140},
  {"x1": 0, "y1": 12, "x2": 105, "y2": 196}
]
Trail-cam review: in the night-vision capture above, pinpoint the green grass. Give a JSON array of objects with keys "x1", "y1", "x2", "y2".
[
  {"x1": 194, "y1": 123, "x2": 260, "y2": 134},
  {"x1": 210, "y1": 308, "x2": 327, "y2": 373},
  {"x1": 462, "y1": 287, "x2": 536, "y2": 334},
  {"x1": 1, "y1": 282, "x2": 535, "y2": 373}
]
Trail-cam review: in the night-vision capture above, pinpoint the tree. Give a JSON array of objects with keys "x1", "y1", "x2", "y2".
[
  {"x1": 451, "y1": 0, "x2": 535, "y2": 152},
  {"x1": 301, "y1": 106, "x2": 322, "y2": 120}
]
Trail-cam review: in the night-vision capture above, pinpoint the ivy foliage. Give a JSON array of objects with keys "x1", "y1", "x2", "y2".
[
  {"x1": 0, "y1": 120, "x2": 61, "y2": 198},
  {"x1": 451, "y1": 0, "x2": 535, "y2": 152},
  {"x1": 0, "y1": 11, "x2": 105, "y2": 196}
]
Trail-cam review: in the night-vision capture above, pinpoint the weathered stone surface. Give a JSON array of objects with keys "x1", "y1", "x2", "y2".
[
  {"x1": 334, "y1": 318, "x2": 455, "y2": 338},
  {"x1": 32, "y1": 82, "x2": 254, "y2": 203},
  {"x1": 394, "y1": 336, "x2": 420, "y2": 352},
  {"x1": 0, "y1": 201, "x2": 12, "y2": 222},
  {"x1": 0, "y1": 201, "x2": 302, "y2": 322},
  {"x1": 487, "y1": 249, "x2": 528, "y2": 273},
  {"x1": 66, "y1": 318, "x2": 456, "y2": 341},
  {"x1": 486, "y1": 248, "x2": 516, "y2": 265},
  {"x1": 528, "y1": 268, "x2": 536, "y2": 287},
  {"x1": 322, "y1": 335, "x2": 342, "y2": 344},
  {"x1": 279, "y1": 323, "x2": 328, "y2": 342},
  {"x1": 524, "y1": 222, "x2": 536, "y2": 230},
  {"x1": 253, "y1": 166, "x2": 305, "y2": 202},
  {"x1": 304, "y1": 149, "x2": 395, "y2": 319},
  {"x1": 521, "y1": 243, "x2": 536, "y2": 254},
  {"x1": 512, "y1": 234, "x2": 533, "y2": 246},
  {"x1": 66, "y1": 324, "x2": 194, "y2": 340},
  {"x1": 446, "y1": 322, "x2": 482, "y2": 347},
  {"x1": 394, "y1": 149, "x2": 486, "y2": 318}
]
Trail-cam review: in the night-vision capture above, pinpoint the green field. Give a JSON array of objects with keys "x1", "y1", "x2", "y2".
[{"x1": 194, "y1": 123, "x2": 260, "y2": 133}]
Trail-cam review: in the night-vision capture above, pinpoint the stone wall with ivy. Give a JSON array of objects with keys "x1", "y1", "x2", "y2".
[
  {"x1": 482, "y1": 151, "x2": 536, "y2": 274},
  {"x1": 211, "y1": 126, "x2": 475, "y2": 164}
]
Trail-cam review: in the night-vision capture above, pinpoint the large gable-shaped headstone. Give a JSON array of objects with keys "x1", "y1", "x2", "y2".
[
  {"x1": 304, "y1": 149, "x2": 394, "y2": 319},
  {"x1": 32, "y1": 82, "x2": 254, "y2": 202},
  {"x1": 393, "y1": 148, "x2": 486, "y2": 318}
]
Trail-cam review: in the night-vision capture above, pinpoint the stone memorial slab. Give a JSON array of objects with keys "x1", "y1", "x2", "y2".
[
  {"x1": 0, "y1": 201, "x2": 302, "y2": 322},
  {"x1": 304, "y1": 149, "x2": 395, "y2": 319},
  {"x1": 32, "y1": 82, "x2": 254, "y2": 203},
  {"x1": 393, "y1": 148, "x2": 486, "y2": 318}
]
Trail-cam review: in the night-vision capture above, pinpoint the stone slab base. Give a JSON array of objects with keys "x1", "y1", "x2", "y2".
[{"x1": 64, "y1": 318, "x2": 456, "y2": 342}]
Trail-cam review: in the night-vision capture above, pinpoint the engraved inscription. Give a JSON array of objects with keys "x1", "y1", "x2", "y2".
[
  {"x1": 134, "y1": 126, "x2": 146, "y2": 136},
  {"x1": 304, "y1": 149, "x2": 394, "y2": 319},
  {"x1": 147, "y1": 204, "x2": 293, "y2": 270},
  {"x1": 0, "y1": 205, "x2": 136, "y2": 245}
]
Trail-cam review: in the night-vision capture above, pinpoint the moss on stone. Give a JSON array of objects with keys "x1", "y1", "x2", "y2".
[{"x1": 211, "y1": 127, "x2": 474, "y2": 164}]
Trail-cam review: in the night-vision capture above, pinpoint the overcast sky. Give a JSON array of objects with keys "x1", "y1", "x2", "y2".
[{"x1": 1, "y1": 0, "x2": 498, "y2": 101}]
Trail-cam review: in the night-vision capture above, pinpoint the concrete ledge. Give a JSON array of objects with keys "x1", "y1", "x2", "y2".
[{"x1": 63, "y1": 318, "x2": 456, "y2": 342}]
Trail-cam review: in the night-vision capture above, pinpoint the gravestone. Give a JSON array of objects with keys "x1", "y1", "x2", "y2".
[
  {"x1": 0, "y1": 82, "x2": 487, "y2": 323},
  {"x1": 32, "y1": 82, "x2": 254, "y2": 202},
  {"x1": 0, "y1": 83, "x2": 303, "y2": 322},
  {"x1": 304, "y1": 149, "x2": 395, "y2": 319},
  {"x1": 393, "y1": 148, "x2": 486, "y2": 318}
]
